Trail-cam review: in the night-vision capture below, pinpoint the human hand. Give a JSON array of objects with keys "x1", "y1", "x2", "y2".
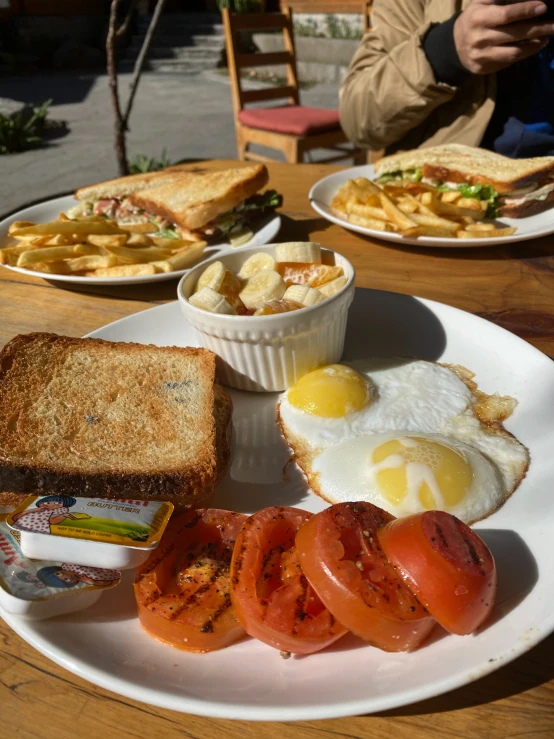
[{"x1": 454, "y1": 0, "x2": 554, "y2": 74}]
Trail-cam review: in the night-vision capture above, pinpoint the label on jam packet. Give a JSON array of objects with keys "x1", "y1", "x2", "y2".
[
  {"x1": 7, "y1": 496, "x2": 174, "y2": 549},
  {"x1": 0, "y1": 517, "x2": 121, "y2": 601}
]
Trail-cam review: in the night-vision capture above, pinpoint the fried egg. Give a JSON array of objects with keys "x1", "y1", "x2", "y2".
[{"x1": 277, "y1": 360, "x2": 529, "y2": 523}]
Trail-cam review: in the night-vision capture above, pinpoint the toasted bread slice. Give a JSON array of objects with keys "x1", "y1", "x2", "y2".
[
  {"x1": 0, "y1": 333, "x2": 229, "y2": 504},
  {"x1": 128, "y1": 164, "x2": 269, "y2": 230},
  {"x1": 74, "y1": 169, "x2": 193, "y2": 203},
  {"x1": 374, "y1": 144, "x2": 554, "y2": 193}
]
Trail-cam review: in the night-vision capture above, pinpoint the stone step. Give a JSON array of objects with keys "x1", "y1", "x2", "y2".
[
  {"x1": 119, "y1": 58, "x2": 220, "y2": 74},
  {"x1": 137, "y1": 12, "x2": 221, "y2": 25},
  {"x1": 137, "y1": 20, "x2": 223, "y2": 34},
  {"x1": 125, "y1": 45, "x2": 223, "y2": 61},
  {"x1": 129, "y1": 33, "x2": 225, "y2": 50}
]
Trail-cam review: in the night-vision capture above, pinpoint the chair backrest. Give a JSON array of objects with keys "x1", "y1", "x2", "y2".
[
  {"x1": 279, "y1": 1, "x2": 372, "y2": 34},
  {"x1": 221, "y1": 7, "x2": 300, "y2": 117}
]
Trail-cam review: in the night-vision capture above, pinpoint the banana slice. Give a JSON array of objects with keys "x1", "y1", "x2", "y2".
[
  {"x1": 189, "y1": 286, "x2": 236, "y2": 314},
  {"x1": 237, "y1": 252, "x2": 276, "y2": 281},
  {"x1": 239, "y1": 270, "x2": 286, "y2": 310},
  {"x1": 275, "y1": 242, "x2": 321, "y2": 264},
  {"x1": 317, "y1": 275, "x2": 348, "y2": 298},
  {"x1": 196, "y1": 261, "x2": 226, "y2": 292},
  {"x1": 283, "y1": 284, "x2": 324, "y2": 307}
]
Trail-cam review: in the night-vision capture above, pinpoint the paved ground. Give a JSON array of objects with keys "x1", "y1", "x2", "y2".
[{"x1": 0, "y1": 72, "x2": 343, "y2": 215}]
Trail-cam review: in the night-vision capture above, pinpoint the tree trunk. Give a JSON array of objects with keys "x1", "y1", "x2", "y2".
[{"x1": 107, "y1": 0, "x2": 129, "y2": 176}]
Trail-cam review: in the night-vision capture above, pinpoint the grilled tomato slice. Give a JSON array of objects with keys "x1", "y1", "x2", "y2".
[
  {"x1": 230, "y1": 506, "x2": 347, "y2": 654},
  {"x1": 296, "y1": 502, "x2": 436, "y2": 651},
  {"x1": 377, "y1": 510, "x2": 496, "y2": 635},
  {"x1": 134, "y1": 508, "x2": 247, "y2": 652}
]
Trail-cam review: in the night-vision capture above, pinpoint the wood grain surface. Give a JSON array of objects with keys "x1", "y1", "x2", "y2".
[{"x1": 1, "y1": 159, "x2": 553, "y2": 737}]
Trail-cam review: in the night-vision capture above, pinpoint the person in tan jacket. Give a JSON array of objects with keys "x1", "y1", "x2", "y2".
[{"x1": 340, "y1": 0, "x2": 554, "y2": 156}]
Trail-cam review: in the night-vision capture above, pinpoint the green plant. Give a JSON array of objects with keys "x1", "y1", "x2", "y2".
[
  {"x1": 325, "y1": 15, "x2": 363, "y2": 39},
  {"x1": 294, "y1": 15, "x2": 363, "y2": 40},
  {"x1": 127, "y1": 148, "x2": 171, "y2": 174},
  {"x1": 293, "y1": 18, "x2": 321, "y2": 37},
  {"x1": 0, "y1": 99, "x2": 51, "y2": 155}
]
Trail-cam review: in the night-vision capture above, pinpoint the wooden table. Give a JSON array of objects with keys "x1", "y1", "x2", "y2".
[{"x1": 1, "y1": 160, "x2": 553, "y2": 739}]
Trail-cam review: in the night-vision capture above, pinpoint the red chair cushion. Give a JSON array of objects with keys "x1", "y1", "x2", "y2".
[{"x1": 238, "y1": 105, "x2": 341, "y2": 137}]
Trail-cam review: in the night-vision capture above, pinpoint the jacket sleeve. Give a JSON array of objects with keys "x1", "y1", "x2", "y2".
[{"x1": 339, "y1": 0, "x2": 462, "y2": 151}]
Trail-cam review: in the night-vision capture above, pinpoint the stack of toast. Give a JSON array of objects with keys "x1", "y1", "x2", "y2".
[{"x1": 0, "y1": 333, "x2": 232, "y2": 509}]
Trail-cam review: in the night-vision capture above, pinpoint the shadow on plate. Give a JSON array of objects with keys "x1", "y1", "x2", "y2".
[
  {"x1": 372, "y1": 631, "x2": 554, "y2": 718},
  {"x1": 343, "y1": 287, "x2": 447, "y2": 361},
  {"x1": 277, "y1": 214, "x2": 335, "y2": 241},
  {"x1": 477, "y1": 529, "x2": 539, "y2": 628}
]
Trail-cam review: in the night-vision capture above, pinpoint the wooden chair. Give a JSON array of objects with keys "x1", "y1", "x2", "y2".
[{"x1": 222, "y1": 7, "x2": 365, "y2": 165}]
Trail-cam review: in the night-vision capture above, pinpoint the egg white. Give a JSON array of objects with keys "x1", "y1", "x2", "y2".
[{"x1": 312, "y1": 432, "x2": 505, "y2": 524}]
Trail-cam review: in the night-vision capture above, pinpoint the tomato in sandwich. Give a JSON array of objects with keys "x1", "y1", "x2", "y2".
[
  {"x1": 134, "y1": 509, "x2": 247, "y2": 652},
  {"x1": 295, "y1": 502, "x2": 435, "y2": 652},
  {"x1": 230, "y1": 506, "x2": 347, "y2": 654},
  {"x1": 377, "y1": 510, "x2": 496, "y2": 635}
]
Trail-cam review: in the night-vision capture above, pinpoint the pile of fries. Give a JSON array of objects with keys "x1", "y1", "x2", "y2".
[
  {"x1": 331, "y1": 178, "x2": 517, "y2": 239},
  {"x1": 1, "y1": 214, "x2": 207, "y2": 278}
]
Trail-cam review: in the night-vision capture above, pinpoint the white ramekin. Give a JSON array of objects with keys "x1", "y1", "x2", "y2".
[{"x1": 177, "y1": 244, "x2": 355, "y2": 392}]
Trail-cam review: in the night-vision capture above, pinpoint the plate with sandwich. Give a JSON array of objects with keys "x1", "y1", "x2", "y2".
[
  {"x1": 0, "y1": 164, "x2": 281, "y2": 284},
  {"x1": 310, "y1": 144, "x2": 554, "y2": 246},
  {"x1": 1, "y1": 288, "x2": 554, "y2": 721}
]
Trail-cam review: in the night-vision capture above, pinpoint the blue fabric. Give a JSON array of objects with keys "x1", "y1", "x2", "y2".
[{"x1": 483, "y1": 40, "x2": 554, "y2": 157}]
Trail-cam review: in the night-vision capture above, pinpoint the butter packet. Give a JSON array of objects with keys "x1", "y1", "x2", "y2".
[
  {"x1": 7, "y1": 496, "x2": 174, "y2": 570},
  {"x1": 0, "y1": 516, "x2": 120, "y2": 620}
]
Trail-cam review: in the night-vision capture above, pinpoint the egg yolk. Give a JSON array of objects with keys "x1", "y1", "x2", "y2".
[
  {"x1": 370, "y1": 437, "x2": 473, "y2": 509},
  {"x1": 287, "y1": 364, "x2": 371, "y2": 418}
]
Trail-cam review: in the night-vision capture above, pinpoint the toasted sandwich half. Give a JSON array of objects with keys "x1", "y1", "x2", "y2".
[
  {"x1": 374, "y1": 144, "x2": 554, "y2": 217},
  {"x1": 71, "y1": 169, "x2": 193, "y2": 226},
  {"x1": 127, "y1": 164, "x2": 279, "y2": 241},
  {"x1": 72, "y1": 164, "x2": 281, "y2": 241}
]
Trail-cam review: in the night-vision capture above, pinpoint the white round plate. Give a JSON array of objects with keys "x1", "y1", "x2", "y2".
[
  {"x1": 0, "y1": 194, "x2": 281, "y2": 285},
  {"x1": 310, "y1": 165, "x2": 554, "y2": 247},
  {"x1": 2, "y1": 292, "x2": 554, "y2": 721}
]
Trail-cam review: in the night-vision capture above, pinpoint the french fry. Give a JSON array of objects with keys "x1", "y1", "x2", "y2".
[
  {"x1": 152, "y1": 237, "x2": 194, "y2": 250},
  {"x1": 407, "y1": 213, "x2": 460, "y2": 233},
  {"x1": 0, "y1": 244, "x2": 40, "y2": 265},
  {"x1": 456, "y1": 198, "x2": 482, "y2": 212},
  {"x1": 59, "y1": 212, "x2": 71, "y2": 221},
  {"x1": 11, "y1": 221, "x2": 124, "y2": 237},
  {"x1": 126, "y1": 233, "x2": 154, "y2": 247},
  {"x1": 103, "y1": 245, "x2": 172, "y2": 263},
  {"x1": 457, "y1": 227, "x2": 516, "y2": 238},
  {"x1": 86, "y1": 234, "x2": 128, "y2": 248},
  {"x1": 347, "y1": 202, "x2": 389, "y2": 221},
  {"x1": 402, "y1": 226, "x2": 459, "y2": 238},
  {"x1": 8, "y1": 220, "x2": 35, "y2": 234},
  {"x1": 441, "y1": 191, "x2": 461, "y2": 203},
  {"x1": 64, "y1": 255, "x2": 118, "y2": 272},
  {"x1": 72, "y1": 243, "x2": 107, "y2": 256},
  {"x1": 348, "y1": 213, "x2": 396, "y2": 231},
  {"x1": 30, "y1": 261, "x2": 73, "y2": 275},
  {"x1": 17, "y1": 246, "x2": 78, "y2": 267},
  {"x1": 464, "y1": 223, "x2": 496, "y2": 232},
  {"x1": 92, "y1": 263, "x2": 158, "y2": 277},
  {"x1": 379, "y1": 193, "x2": 417, "y2": 231},
  {"x1": 41, "y1": 234, "x2": 82, "y2": 246},
  {"x1": 151, "y1": 242, "x2": 206, "y2": 272}
]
